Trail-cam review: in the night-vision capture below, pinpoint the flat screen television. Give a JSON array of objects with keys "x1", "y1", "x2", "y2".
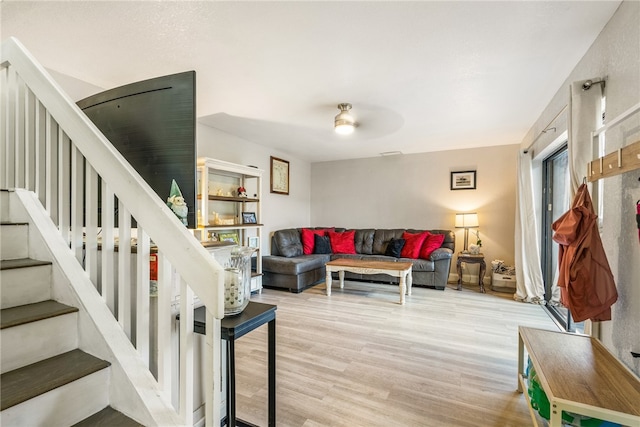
[{"x1": 77, "y1": 71, "x2": 197, "y2": 228}]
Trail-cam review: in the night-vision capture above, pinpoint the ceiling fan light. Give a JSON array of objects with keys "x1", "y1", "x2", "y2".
[
  {"x1": 335, "y1": 122, "x2": 355, "y2": 135},
  {"x1": 334, "y1": 103, "x2": 355, "y2": 134}
]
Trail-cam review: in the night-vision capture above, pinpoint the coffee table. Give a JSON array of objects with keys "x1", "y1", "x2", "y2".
[{"x1": 325, "y1": 258, "x2": 413, "y2": 304}]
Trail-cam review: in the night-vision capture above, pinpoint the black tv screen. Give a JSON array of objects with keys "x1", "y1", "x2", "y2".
[{"x1": 77, "y1": 71, "x2": 196, "y2": 228}]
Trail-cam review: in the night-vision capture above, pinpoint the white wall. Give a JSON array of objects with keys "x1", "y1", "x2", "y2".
[
  {"x1": 520, "y1": 0, "x2": 639, "y2": 374},
  {"x1": 197, "y1": 124, "x2": 311, "y2": 255},
  {"x1": 311, "y1": 144, "x2": 521, "y2": 272}
]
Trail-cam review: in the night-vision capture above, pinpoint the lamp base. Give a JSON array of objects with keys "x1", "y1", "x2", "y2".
[{"x1": 463, "y1": 228, "x2": 469, "y2": 252}]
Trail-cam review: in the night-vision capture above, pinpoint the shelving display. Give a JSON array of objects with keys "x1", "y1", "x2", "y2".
[{"x1": 196, "y1": 158, "x2": 263, "y2": 293}]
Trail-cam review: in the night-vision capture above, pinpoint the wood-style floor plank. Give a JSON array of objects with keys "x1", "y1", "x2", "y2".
[{"x1": 231, "y1": 281, "x2": 557, "y2": 427}]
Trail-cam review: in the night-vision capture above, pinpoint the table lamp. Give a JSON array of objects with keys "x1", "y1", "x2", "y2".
[{"x1": 455, "y1": 212, "x2": 479, "y2": 252}]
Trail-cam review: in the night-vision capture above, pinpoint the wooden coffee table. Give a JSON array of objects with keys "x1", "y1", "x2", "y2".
[{"x1": 325, "y1": 258, "x2": 413, "y2": 304}]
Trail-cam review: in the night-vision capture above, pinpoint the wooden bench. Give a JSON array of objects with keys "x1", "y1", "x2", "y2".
[{"x1": 517, "y1": 326, "x2": 640, "y2": 427}]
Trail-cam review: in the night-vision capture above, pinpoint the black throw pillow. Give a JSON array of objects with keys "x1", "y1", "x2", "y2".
[
  {"x1": 313, "y1": 234, "x2": 332, "y2": 254},
  {"x1": 385, "y1": 238, "x2": 405, "y2": 258}
]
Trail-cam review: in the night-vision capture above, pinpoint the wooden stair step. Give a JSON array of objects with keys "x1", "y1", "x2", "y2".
[
  {"x1": 72, "y1": 406, "x2": 145, "y2": 427},
  {"x1": 1, "y1": 300, "x2": 78, "y2": 329},
  {"x1": 1, "y1": 349, "x2": 111, "y2": 410},
  {"x1": 0, "y1": 258, "x2": 51, "y2": 270}
]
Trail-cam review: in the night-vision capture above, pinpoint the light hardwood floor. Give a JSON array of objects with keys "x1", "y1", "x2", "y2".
[{"x1": 232, "y1": 280, "x2": 557, "y2": 427}]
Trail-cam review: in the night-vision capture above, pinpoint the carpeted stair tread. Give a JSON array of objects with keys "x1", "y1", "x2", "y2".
[
  {"x1": 0, "y1": 258, "x2": 51, "y2": 270},
  {"x1": 1, "y1": 300, "x2": 78, "y2": 329},
  {"x1": 72, "y1": 406, "x2": 145, "y2": 427},
  {"x1": 0, "y1": 349, "x2": 111, "y2": 410}
]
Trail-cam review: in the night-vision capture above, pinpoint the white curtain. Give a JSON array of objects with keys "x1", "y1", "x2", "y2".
[
  {"x1": 514, "y1": 80, "x2": 603, "y2": 304},
  {"x1": 566, "y1": 80, "x2": 603, "y2": 335},
  {"x1": 568, "y1": 80, "x2": 603, "y2": 196},
  {"x1": 514, "y1": 151, "x2": 546, "y2": 303}
]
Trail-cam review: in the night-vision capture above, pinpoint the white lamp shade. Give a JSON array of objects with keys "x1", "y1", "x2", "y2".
[{"x1": 455, "y1": 213, "x2": 479, "y2": 228}]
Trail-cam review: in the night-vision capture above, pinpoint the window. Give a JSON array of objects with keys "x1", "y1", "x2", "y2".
[{"x1": 541, "y1": 144, "x2": 584, "y2": 333}]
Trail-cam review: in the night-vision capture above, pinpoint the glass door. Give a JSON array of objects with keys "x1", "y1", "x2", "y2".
[{"x1": 541, "y1": 145, "x2": 582, "y2": 332}]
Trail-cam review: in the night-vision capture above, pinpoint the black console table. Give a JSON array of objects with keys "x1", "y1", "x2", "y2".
[{"x1": 193, "y1": 302, "x2": 277, "y2": 427}]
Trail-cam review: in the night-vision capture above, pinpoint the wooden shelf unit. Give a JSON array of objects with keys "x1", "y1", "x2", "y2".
[
  {"x1": 198, "y1": 194, "x2": 260, "y2": 203},
  {"x1": 203, "y1": 224, "x2": 265, "y2": 230},
  {"x1": 517, "y1": 327, "x2": 640, "y2": 427},
  {"x1": 196, "y1": 157, "x2": 264, "y2": 293}
]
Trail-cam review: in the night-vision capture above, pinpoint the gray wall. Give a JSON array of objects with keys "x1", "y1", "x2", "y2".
[
  {"x1": 311, "y1": 144, "x2": 521, "y2": 272},
  {"x1": 521, "y1": 0, "x2": 640, "y2": 374}
]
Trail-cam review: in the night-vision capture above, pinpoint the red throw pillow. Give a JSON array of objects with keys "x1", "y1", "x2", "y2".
[
  {"x1": 301, "y1": 228, "x2": 319, "y2": 255},
  {"x1": 301, "y1": 228, "x2": 335, "y2": 254},
  {"x1": 400, "y1": 231, "x2": 429, "y2": 259},
  {"x1": 420, "y1": 233, "x2": 445, "y2": 259},
  {"x1": 327, "y1": 230, "x2": 356, "y2": 254}
]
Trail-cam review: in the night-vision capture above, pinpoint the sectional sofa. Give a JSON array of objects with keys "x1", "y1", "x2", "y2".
[{"x1": 261, "y1": 227, "x2": 455, "y2": 293}]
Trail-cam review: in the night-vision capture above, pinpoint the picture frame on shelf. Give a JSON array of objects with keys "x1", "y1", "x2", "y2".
[
  {"x1": 270, "y1": 156, "x2": 289, "y2": 195},
  {"x1": 242, "y1": 212, "x2": 257, "y2": 224},
  {"x1": 218, "y1": 232, "x2": 239, "y2": 244},
  {"x1": 247, "y1": 236, "x2": 260, "y2": 249},
  {"x1": 450, "y1": 170, "x2": 477, "y2": 190}
]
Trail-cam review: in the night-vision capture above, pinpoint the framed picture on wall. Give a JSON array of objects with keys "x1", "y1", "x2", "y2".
[
  {"x1": 270, "y1": 156, "x2": 289, "y2": 195},
  {"x1": 450, "y1": 170, "x2": 477, "y2": 190}
]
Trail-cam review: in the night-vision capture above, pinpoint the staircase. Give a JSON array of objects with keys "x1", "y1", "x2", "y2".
[
  {"x1": 0, "y1": 192, "x2": 143, "y2": 426},
  {"x1": 2, "y1": 36, "x2": 224, "y2": 426}
]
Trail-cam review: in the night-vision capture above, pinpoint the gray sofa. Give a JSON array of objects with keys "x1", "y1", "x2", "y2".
[{"x1": 261, "y1": 228, "x2": 455, "y2": 293}]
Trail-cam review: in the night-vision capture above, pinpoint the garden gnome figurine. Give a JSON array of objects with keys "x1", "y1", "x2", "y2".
[{"x1": 167, "y1": 179, "x2": 188, "y2": 226}]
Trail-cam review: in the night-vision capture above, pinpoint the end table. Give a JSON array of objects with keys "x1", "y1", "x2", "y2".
[
  {"x1": 456, "y1": 252, "x2": 486, "y2": 293},
  {"x1": 192, "y1": 302, "x2": 277, "y2": 427}
]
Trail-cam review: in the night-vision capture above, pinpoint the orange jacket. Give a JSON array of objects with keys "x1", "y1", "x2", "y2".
[{"x1": 552, "y1": 183, "x2": 617, "y2": 322}]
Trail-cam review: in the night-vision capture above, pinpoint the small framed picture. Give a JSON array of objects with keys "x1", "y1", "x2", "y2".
[
  {"x1": 450, "y1": 170, "x2": 477, "y2": 190},
  {"x1": 270, "y1": 156, "x2": 289, "y2": 195},
  {"x1": 218, "y1": 232, "x2": 239, "y2": 244},
  {"x1": 247, "y1": 236, "x2": 260, "y2": 249},
  {"x1": 242, "y1": 212, "x2": 257, "y2": 224}
]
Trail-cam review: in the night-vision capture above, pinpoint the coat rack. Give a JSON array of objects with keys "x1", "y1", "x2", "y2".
[
  {"x1": 587, "y1": 102, "x2": 640, "y2": 183},
  {"x1": 587, "y1": 139, "x2": 640, "y2": 182}
]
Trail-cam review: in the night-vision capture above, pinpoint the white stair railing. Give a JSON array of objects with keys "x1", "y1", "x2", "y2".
[{"x1": 1, "y1": 37, "x2": 222, "y2": 426}]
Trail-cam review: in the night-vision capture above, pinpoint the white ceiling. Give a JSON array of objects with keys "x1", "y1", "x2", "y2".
[{"x1": 1, "y1": 1, "x2": 621, "y2": 163}]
